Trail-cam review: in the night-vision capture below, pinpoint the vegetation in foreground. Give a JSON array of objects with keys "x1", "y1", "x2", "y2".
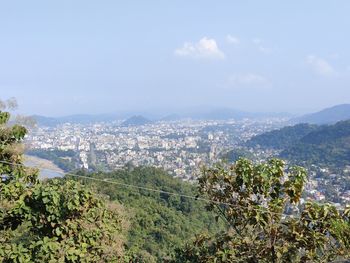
[
  {"x1": 174, "y1": 159, "x2": 350, "y2": 262},
  {"x1": 71, "y1": 167, "x2": 223, "y2": 262},
  {"x1": 2, "y1": 102, "x2": 350, "y2": 262},
  {"x1": 0, "y1": 106, "x2": 128, "y2": 262}
]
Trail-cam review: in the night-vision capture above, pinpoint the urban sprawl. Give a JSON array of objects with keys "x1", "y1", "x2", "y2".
[{"x1": 26, "y1": 118, "x2": 350, "y2": 206}]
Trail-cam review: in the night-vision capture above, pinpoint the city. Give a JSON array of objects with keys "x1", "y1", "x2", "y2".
[
  {"x1": 3, "y1": 1, "x2": 350, "y2": 261},
  {"x1": 25, "y1": 115, "x2": 350, "y2": 207},
  {"x1": 26, "y1": 117, "x2": 286, "y2": 180}
]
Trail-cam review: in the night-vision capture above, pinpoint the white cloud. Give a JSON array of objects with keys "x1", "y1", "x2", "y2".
[
  {"x1": 306, "y1": 55, "x2": 337, "y2": 77},
  {"x1": 227, "y1": 73, "x2": 269, "y2": 89},
  {"x1": 252, "y1": 38, "x2": 272, "y2": 54},
  {"x1": 226, "y1": 35, "x2": 240, "y2": 45},
  {"x1": 175, "y1": 37, "x2": 225, "y2": 59}
]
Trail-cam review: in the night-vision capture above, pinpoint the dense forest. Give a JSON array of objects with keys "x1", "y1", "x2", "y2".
[
  {"x1": 281, "y1": 120, "x2": 350, "y2": 168},
  {"x1": 69, "y1": 167, "x2": 223, "y2": 262},
  {"x1": 245, "y1": 123, "x2": 319, "y2": 150},
  {"x1": 246, "y1": 120, "x2": 350, "y2": 169}
]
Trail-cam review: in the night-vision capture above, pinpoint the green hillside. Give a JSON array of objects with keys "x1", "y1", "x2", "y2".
[
  {"x1": 245, "y1": 123, "x2": 318, "y2": 149},
  {"x1": 69, "y1": 166, "x2": 223, "y2": 262},
  {"x1": 121, "y1": 115, "x2": 152, "y2": 126},
  {"x1": 280, "y1": 120, "x2": 350, "y2": 168},
  {"x1": 245, "y1": 120, "x2": 350, "y2": 169}
]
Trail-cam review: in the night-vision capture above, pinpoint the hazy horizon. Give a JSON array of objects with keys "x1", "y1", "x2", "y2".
[
  {"x1": 1, "y1": 1, "x2": 350, "y2": 116},
  {"x1": 4, "y1": 99, "x2": 347, "y2": 118},
  {"x1": 11, "y1": 103, "x2": 349, "y2": 120}
]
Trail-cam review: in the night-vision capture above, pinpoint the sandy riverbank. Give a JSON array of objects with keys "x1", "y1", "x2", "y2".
[{"x1": 24, "y1": 155, "x2": 64, "y2": 179}]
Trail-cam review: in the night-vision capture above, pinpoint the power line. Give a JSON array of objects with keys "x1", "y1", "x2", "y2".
[
  {"x1": 0, "y1": 160, "x2": 234, "y2": 206},
  {"x1": 0, "y1": 159, "x2": 346, "y2": 225}
]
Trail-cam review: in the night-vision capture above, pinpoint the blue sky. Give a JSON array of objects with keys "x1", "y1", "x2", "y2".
[{"x1": 1, "y1": 1, "x2": 350, "y2": 116}]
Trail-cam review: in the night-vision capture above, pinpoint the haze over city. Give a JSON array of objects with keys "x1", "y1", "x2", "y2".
[
  {"x1": 1, "y1": 1, "x2": 350, "y2": 116},
  {"x1": 3, "y1": 1, "x2": 350, "y2": 262}
]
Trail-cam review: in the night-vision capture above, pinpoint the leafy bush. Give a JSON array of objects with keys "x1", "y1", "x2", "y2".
[
  {"x1": 174, "y1": 159, "x2": 350, "y2": 262},
  {"x1": 0, "y1": 110, "x2": 127, "y2": 262}
]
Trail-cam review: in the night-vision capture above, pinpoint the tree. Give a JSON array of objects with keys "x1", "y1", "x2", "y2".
[
  {"x1": 174, "y1": 158, "x2": 350, "y2": 262},
  {"x1": 0, "y1": 99, "x2": 37, "y2": 200},
  {"x1": 71, "y1": 166, "x2": 224, "y2": 262},
  {"x1": 0, "y1": 106, "x2": 128, "y2": 262}
]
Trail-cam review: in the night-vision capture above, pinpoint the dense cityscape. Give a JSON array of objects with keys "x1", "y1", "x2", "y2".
[
  {"x1": 25, "y1": 114, "x2": 350, "y2": 208},
  {"x1": 26, "y1": 118, "x2": 285, "y2": 180}
]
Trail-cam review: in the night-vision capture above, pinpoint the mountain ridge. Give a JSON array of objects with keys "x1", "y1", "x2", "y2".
[
  {"x1": 246, "y1": 119, "x2": 350, "y2": 169},
  {"x1": 32, "y1": 108, "x2": 292, "y2": 126},
  {"x1": 292, "y1": 104, "x2": 350, "y2": 124}
]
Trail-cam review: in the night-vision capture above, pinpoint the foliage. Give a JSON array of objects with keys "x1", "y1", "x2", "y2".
[
  {"x1": 71, "y1": 167, "x2": 224, "y2": 262},
  {"x1": 173, "y1": 158, "x2": 350, "y2": 262},
  {"x1": 0, "y1": 110, "x2": 38, "y2": 201},
  {"x1": 1, "y1": 179, "x2": 127, "y2": 262},
  {"x1": 0, "y1": 110, "x2": 127, "y2": 262}
]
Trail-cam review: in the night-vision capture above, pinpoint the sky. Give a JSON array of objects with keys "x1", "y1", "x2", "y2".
[{"x1": 0, "y1": 1, "x2": 350, "y2": 116}]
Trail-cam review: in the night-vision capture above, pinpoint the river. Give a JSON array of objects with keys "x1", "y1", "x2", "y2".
[{"x1": 24, "y1": 155, "x2": 64, "y2": 179}]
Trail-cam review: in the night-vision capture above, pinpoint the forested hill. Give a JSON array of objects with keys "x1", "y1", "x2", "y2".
[
  {"x1": 280, "y1": 120, "x2": 350, "y2": 168},
  {"x1": 245, "y1": 120, "x2": 350, "y2": 169},
  {"x1": 69, "y1": 166, "x2": 223, "y2": 262},
  {"x1": 121, "y1": 115, "x2": 153, "y2": 126},
  {"x1": 245, "y1": 123, "x2": 319, "y2": 149},
  {"x1": 300, "y1": 120, "x2": 350, "y2": 144}
]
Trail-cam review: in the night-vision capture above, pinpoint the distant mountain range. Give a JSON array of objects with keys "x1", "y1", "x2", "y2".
[
  {"x1": 31, "y1": 108, "x2": 292, "y2": 126},
  {"x1": 292, "y1": 104, "x2": 350, "y2": 124},
  {"x1": 176, "y1": 107, "x2": 291, "y2": 120},
  {"x1": 32, "y1": 114, "x2": 121, "y2": 126},
  {"x1": 31, "y1": 103, "x2": 350, "y2": 127},
  {"x1": 121, "y1": 115, "x2": 153, "y2": 126}
]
